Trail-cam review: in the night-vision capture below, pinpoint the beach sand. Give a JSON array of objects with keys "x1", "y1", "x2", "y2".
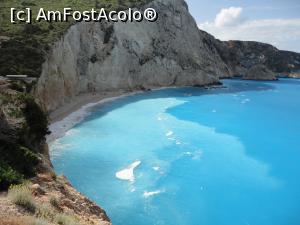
[
  {"x1": 47, "y1": 90, "x2": 144, "y2": 143},
  {"x1": 49, "y1": 90, "x2": 128, "y2": 123}
]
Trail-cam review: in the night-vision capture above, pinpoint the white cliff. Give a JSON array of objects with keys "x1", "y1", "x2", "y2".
[{"x1": 35, "y1": 0, "x2": 229, "y2": 112}]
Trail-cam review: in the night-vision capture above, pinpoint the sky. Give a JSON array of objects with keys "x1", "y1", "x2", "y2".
[{"x1": 185, "y1": 0, "x2": 300, "y2": 52}]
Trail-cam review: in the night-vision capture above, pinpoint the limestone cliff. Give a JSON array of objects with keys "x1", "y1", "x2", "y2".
[
  {"x1": 35, "y1": 0, "x2": 300, "y2": 112},
  {"x1": 35, "y1": 0, "x2": 229, "y2": 112}
]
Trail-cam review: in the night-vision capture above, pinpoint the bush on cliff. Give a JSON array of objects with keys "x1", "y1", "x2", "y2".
[
  {"x1": 0, "y1": 38, "x2": 45, "y2": 77},
  {"x1": 0, "y1": 144, "x2": 39, "y2": 189},
  {"x1": 0, "y1": 162, "x2": 24, "y2": 190},
  {"x1": 0, "y1": 92, "x2": 49, "y2": 190}
]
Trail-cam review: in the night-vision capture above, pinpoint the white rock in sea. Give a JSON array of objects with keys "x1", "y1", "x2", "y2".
[{"x1": 115, "y1": 160, "x2": 141, "y2": 182}]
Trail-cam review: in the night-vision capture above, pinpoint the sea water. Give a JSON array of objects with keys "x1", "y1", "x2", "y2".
[{"x1": 50, "y1": 79, "x2": 300, "y2": 225}]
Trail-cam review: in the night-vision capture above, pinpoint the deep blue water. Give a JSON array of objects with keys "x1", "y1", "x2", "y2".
[{"x1": 50, "y1": 79, "x2": 300, "y2": 225}]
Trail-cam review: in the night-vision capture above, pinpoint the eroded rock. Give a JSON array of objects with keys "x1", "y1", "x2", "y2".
[{"x1": 244, "y1": 64, "x2": 277, "y2": 80}]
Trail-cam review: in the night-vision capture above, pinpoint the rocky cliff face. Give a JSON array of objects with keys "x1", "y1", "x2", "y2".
[
  {"x1": 244, "y1": 64, "x2": 277, "y2": 80},
  {"x1": 209, "y1": 37, "x2": 300, "y2": 78},
  {"x1": 35, "y1": 0, "x2": 300, "y2": 112},
  {"x1": 35, "y1": 0, "x2": 229, "y2": 112},
  {"x1": 0, "y1": 79, "x2": 111, "y2": 225}
]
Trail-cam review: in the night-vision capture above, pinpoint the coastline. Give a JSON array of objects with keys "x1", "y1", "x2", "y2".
[
  {"x1": 47, "y1": 89, "x2": 144, "y2": 143},
  {"x1": 49, "y1": 91, "x2": 128, "y2": 123},
  {"x1": 44, "y1": 78, "x2": 295, "y2": 225},
  {"x1": 47, "y1": 83, "x2": 225, "y2": 143}
]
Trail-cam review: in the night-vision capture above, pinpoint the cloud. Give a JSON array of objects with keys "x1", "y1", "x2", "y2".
[
  {"x1": 214, "y1": 7, "x2": 245, "y2": 27},
  {"x1": 198, "y1": 7, "x2": 300, "y2": 52}
]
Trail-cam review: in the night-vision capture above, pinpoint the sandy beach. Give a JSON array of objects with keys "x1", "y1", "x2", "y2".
[
  {"x1": 49, "y1": 90, "x2": 130, "y2": 123},
  {"x1": 47, "y1": 89, "x2": 146, "y2": 143}
]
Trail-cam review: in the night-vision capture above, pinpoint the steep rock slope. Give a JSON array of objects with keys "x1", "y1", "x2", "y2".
[
  {"x1": 35, "y1": 0, "x2": 228, "y2": 112},
  {"x1": 0, "y1": 79, "x2": 111, "y2": 225},
  {"x1": 208, "y1": 36, "x2": 300, "y2": 78},
  {"x1": 244, "y1": 64, "x2": 277, "y2": 80}
]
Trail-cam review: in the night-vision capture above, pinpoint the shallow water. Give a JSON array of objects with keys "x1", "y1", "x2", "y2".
[{"x1": 50, "y1": 79, "x2": 300, "y2": 225}]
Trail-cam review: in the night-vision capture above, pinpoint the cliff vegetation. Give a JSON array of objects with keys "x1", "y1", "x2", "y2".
[
  {"x1": 0, "y1": 77, "x2": 111, "y2": 224},
  {"x1": 0, "y1": 0, "x2": 151, "y2": 77},
  {"x1": 0, "y1": 79, "x2": 49, "y2": 190}
]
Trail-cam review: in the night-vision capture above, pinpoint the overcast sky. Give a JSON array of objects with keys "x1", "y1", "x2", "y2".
[{"x1": 185, "y1": 0, "x2": 300, "y2": 53}]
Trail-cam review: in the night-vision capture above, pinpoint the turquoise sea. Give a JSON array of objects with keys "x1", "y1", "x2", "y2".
[{"x1": 50, "y1": 79, "x2": 300, "y2": 225}]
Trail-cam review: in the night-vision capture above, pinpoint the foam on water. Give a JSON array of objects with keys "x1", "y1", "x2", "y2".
[
  {"x1": 152, "y1": 167, "x2": 160, "y2": 171},
  {"x1": 143, "y1": 190, "x2": 164, "y2": 198},
  {"x1": 115, "y1": 161, "x2": 141, "y2": 182},
  {"x1": 165, "y1": 131, "x2": 173, "y2": 137}
]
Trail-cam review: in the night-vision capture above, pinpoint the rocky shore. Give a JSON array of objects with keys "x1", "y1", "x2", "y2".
[
  {"x1": 0, "y1": 173, "x2": 111, "y2": 225},
  {"x1": 0, "y1": 77, "x2": 111, "y2": 225}
]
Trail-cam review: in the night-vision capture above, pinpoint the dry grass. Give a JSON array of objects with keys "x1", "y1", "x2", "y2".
[
  {"x1": 35, "y1": 203, "x2": 55, "y2": 221},
  {"x1": 54, "y1": 213, "x2": 79, "y2": 225},
  {"x1": 31, "y1": 218, "x2": 52, "y2": 225},
  {"x1": 0, "y1": 217, "x2": 52, "y2": 225},
  {"x1": 0, "y1": 217, "x2": 33, "y2": 225},
  {"x1": 7, "y1": 184, "x2": 36, "y2": 213},
  {"x1": 5, "y1": 183, "x2": 84, "y2": 225}
]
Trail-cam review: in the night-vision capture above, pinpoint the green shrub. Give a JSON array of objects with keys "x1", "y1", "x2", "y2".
[
  {"x1": 1, "y1": 144, "x2": 39, "y2": 174},
  {"x1": 9, "y1": 81, "x2": 25, "y2": 92},
  {"x1": 7, "y1": 107, "x2": 23, "y2": 118},
  {"x1": 0, "y1": 38, "x2": 44, "y2": 77},
  {"x1": 0, "y1": 162, "x2": 24, "y2": 190},
  {"x1": 49, "y1": 196, "x2": 60, "y2": 209},
  {"x1": 0, "y1": 93, "x2": 46, "y2": 191},
  {"x1": 21, "y1": 147, "x2": 40, "y2": 168},
  {"x1": 0, "y1": 144, "x2": 39, "y2": 191},
  {"x1": 8, "y1": 184, "x2": 36, "y2": 213},
  {"x1": 0, "y1": 93, "x2": 11, "y2": 105}
]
